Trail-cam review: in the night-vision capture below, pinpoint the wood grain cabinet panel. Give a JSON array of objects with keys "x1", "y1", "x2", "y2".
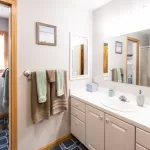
[
  {"x1": 136, "y1": 144, "x2": 149, "y2": 150},
  {"x1": 105, "y1": 114, "x2": 135, "y2": 150},
  {"x1": 71, "y1": 115, "x2": 85, "y2": 145},
  {"x1": 71, "y1": 106, "x2": 85, "y2": 123},
  {"x1": 86, "y1": 105, "x2": 104, "y2": 150},
  {"x1": 136, "y1": 128, "x2": 150, "y2": 149},
  {"x1": 71, "y1": 98, "x2": 85, "y2": 112}
]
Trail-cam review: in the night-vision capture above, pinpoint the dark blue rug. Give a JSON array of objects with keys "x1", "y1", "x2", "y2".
[{"x1": 52, "y1": 138, "x2": 87, "y2": 150}]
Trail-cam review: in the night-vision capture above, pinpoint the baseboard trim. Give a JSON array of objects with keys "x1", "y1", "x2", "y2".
[
  {"x1": 0, "y1": 114, "x2": 8, "y2": 118},
  {"x1": 38, "y1": 134, "x2": 73, "y2": 150}
]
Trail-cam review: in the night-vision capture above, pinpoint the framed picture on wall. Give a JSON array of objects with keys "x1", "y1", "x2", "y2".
[
  {"x1": 115, "y1": 41, "x2": 122, "y2": 54},
  {"x1": 36, "y1": 22, "x2": 57, "y2": 46}
]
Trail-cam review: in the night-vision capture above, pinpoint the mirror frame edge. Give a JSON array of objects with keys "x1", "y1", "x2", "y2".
[{"x1": 69, "y1": 32, "x2": 89, "y2": 80}]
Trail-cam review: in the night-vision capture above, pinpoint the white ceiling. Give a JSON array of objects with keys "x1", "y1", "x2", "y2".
[
  {"x1": 0, "y1": 0, "x2": 112, "y2": 19},
  {"x1": 71, "y1": 0, "x2": 113, "y2": 11},
  {"x1": 0, "y1": 5, "x2": 9, "y2": 19}
]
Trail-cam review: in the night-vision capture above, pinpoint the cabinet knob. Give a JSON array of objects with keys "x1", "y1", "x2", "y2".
[
  {"x1": 75, "y1": 122, "x2": 78, "y2": 126},
  {"x1": 106, "y1": 119, "x2": 109, "y2": 123},
  {"x1": 100, "y1": 116, "x2": 103, "y2": 120},
  {"x1": 75, "y1": 103, "x2": 78, "y2": 107},
  {"x1": 75, "y1": 113, "x2": 78, "y2": 116}
]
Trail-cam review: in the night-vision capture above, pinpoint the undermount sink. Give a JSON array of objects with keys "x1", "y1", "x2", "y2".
[{"x1": 100, "y1": 97, "x2": 137, "y2": 112}]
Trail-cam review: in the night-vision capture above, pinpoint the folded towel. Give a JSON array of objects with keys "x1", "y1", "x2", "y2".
[
  {"x1": 47, "y1": 70, "x2": 55, "y2": 82},
  {"x1": 51, "y1": 71, "x2": 68, "y2": 115},
  {"x1": 112, "y1": 69, "x2": 118, "y2": 82},
  {"x1": 36, "y1": 71, "x2": 47, "y2": 103},
  {"x1": 117, "y1": 68, "x2": 122, "y2": 83},
  {"x1": 56, "y1": 70, "x2": 64, "y2": 96},
  {"x1": 2, "y1": 69, "x2": 9, "y2": 108},
  {"x1": 31, "y1": 72, "x2": 50, "y2": 124}
]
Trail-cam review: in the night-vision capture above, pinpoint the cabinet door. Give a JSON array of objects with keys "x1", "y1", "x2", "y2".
[
  {"x1": 136, "y1": 144, "x2": 148, "y2": 150},
  {"x1": 105, "y1": 114, "x2": 135, "y2": 150},
  {"x1": 71, "y1": 115, "x2": 85, "y2": 145},
  {"x1": 86, "y1": 105, "x2": 104, "y2": 150}
]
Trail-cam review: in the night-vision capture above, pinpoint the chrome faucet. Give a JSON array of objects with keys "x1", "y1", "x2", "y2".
[{"x1": 119, "y1": 95, "x2": 128, "y2": 102}]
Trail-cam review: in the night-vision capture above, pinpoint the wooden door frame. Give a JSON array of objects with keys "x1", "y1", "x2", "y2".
[
  {"x1": 126, "y1": 37, "x2": 139, "y2": 85},
  {"x1": 0, "y1": 0, "x2": 17, "y2": 150}
]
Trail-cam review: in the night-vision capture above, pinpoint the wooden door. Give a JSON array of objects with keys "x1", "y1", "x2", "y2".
[
  {"x1": 86, "y1": 105, "x2": 104, "y2": 150},
  {"x1": 105, "y1": 114, "x2": 135, "y2": 150},
  {"x1": 103, "y1": 45, "x2": 108, "y2": 73}
]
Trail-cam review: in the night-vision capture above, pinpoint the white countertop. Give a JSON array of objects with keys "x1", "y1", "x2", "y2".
[{"x1": 70, "y1": 88, "x2": 150, "y2": 133}]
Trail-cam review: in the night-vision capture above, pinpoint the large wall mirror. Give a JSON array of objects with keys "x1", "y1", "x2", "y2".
[
  {"x1": 103, "y1": 29, "x2": 150, "y2": 87},
  {"x1": 70, "y1": 33, "x2": 88, "y2": 80}
]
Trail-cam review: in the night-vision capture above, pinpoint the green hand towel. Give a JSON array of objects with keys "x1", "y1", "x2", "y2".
[
  {"x1": 36, "y1": 71, "x2": 47, "y2": 103},
  {"x1": 117, "y1": 68, "x2": 122, "y2": 83},
  {"x1": 56, "y1": 70, "x2": 64, "y2": 96},
  {"x1": 3, "y1": 69, "x2": 9, "y2": 108}
]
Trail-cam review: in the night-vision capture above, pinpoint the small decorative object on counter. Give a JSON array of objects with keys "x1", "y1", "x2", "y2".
[
  {"x1": 86, "y1": 83, "x2": 98, "y2": 92},
  {"x1": 108, "y1": 89, "x2": 115, "y2": 97},
  {"x1": 136, "y1": 89, "x2": 145, "y2": 107}
]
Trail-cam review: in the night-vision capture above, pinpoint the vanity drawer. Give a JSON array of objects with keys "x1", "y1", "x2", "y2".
[
  {"x1": 136, "y1": 144, "x2": 149, "y2": 150},
  {"x1": 136, "y1": 128, "x2": 150, "y2": 149},
  {"x1": 71, "y1": 98, "x2": 85, "y2": 112},
  {"x1": 71, "y1": 106, "x2": 85, "y2": 123},
  {"x1": 71, "y1": 115, "x2": 85, "y2": 145}
]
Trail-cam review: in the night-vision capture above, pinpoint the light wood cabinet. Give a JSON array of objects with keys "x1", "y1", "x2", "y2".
[
  {"x1": 70, "y1": 97, "x2": 144, "y2": 150},
  {"x1": 136, "y1": 144, "x2": 149, "y2": 150},
  {"x1": 136, "y1": 128, "x2": 150, "y2": 149},
  {"x1": 105, "y1": 114, "x2": 135, "y2": 150},
  {"x1": 71, "y1": 115, "x2": 85, "y2": 145},
  {"x1": 71, "y1": 98, "x2": 85, "y2": 112},
  {"x1": 86, "y1": 105, "x2": 104, "y2": 150}
]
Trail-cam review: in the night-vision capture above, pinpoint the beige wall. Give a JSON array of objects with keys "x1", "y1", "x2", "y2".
[
  {"x1": 18, "y1": 0, "x2": 92, "y2": 150},
  {"x1": 93, "y1": 0, "x2": 150, "y2": 96}
]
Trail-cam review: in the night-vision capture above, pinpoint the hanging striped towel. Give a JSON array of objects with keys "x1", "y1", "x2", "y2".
[{"x1": 51, "y1": 71, "x2": 68, "y2": 115}]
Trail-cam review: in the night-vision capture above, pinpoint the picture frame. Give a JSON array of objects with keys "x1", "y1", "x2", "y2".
[
  {"x1": 115, "y1": 41, "x2": 122, "y2": 54},
  {"x1": 36, "y1": 22, "x2": 57, "y2": 46}
]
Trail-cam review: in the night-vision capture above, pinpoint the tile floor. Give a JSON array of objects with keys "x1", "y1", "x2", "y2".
[{"x1": 51, "y1": 138, "x2": 87, "y2": 150}]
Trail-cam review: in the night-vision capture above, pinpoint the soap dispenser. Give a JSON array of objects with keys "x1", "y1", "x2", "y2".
[{"x1": 136, "y1": 89, "x2": 145, "y2": 107}]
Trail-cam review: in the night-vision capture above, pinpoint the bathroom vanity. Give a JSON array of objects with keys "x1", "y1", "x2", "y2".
[{"x1": 70, "y1": 89, "x2": 150, "y2": 150}]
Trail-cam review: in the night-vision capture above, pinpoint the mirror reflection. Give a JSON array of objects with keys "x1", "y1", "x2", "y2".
[
  {"x1": 70, "y1": 34, "x2": 88, "y2": 80},
  {"x1": 103, "y1": 29, "x2": 150, "y2": 87}
]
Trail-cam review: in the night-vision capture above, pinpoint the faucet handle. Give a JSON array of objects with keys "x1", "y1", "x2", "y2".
[{"x1": 119, "y1": 95, "x2": 128, "y2": 102}]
